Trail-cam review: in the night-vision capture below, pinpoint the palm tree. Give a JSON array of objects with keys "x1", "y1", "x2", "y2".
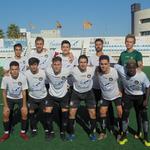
[
  {"x1": 7, "y1": 24, "x2": 20, "y2": 39},
  {"x1": 0, "y1": 29, "x2": 4, "y2": 38}
]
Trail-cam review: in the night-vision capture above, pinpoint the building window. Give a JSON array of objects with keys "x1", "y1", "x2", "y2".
[
  {"x1": 140, "y1": 31, "x2": 150, "y2": 36},
  {"x1": 140, "y1": 18, "x2": 150, "y2": 24}
]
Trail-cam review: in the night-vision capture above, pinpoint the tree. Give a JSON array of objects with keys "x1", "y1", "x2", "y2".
[
  {"x1": 7, "y1": 24, "x2": 20, "y2": 39},
  {"x1": 0, "y1": 29, "x2": 5, "y2": 38}
]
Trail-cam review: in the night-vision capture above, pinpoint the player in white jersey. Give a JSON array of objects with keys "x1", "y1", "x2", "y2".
[
  {"x1": 28, "y1": 37, "x2": 54, "y2": 70},
  {"x1": 45, "y1": 56, "x2": 71, "y2": 141},
  {"x1": 3, "y1": 43, "x2": 28, "y2": 132},
  {"x1": 51, "y1": 40, "x2": 77, "y2": 138},
  {"x1": 3, "y1": 43, "x2": 27, "y2": 75},
  {"x1": 0, "y1": 61, "x2": 29, "y2": 142},
  {"x1": 89, "y1": 38, "x2": 116, "y2": 99},
  {"x1": 25, "y1": 57, "x2": 51, "y2": 140},
  {"x1": 59, "y1": 40, "x2": 78, "y2": 69},
  {"x1": 114, "y1": 60, "x2": 150, "y2": 147},
  {"x1": 89, "y1": 38, "x2": 116, "y2": 133},
  {"x1": 56, "y1": 40, "x2": 78, "y2": 87},
  {"x1": 96, "y1": 55, "x2": 122, "y2": 140},
  {"x1": 68, "y1": 55, "x2": 97, "y2": 141}
]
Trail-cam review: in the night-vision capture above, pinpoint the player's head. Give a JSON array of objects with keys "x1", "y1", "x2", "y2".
[
  {"x1": 52, "y1": 56, "x2": 62, "y2": 74},
  {"x1": 61, "y1": 40, "x2": 71, "y2": 55},
  {"x1": 28, "y1": 57, "x2": 40, "y2": 73},
  {"x1": 9, "y1": 61, "x2": 19, "y2": 78},
  {"x1": 125, "y1": 34, "x2": 136, "y2": 50},
  {"x1": 14, "y1": 43, "x2": 22, "y2": 57},
  {"x1": 35, "y1": 37, "x2": 44, "y2": 53},
  {"x1": 95, "y1": 38, "x2": 103, "y2": 52},
  {"x1": 99, "y1": 55, "x2": 110, "y2": 73},
  {"x1": 78, "y1": 55, "x2": 88, "y2": 71},
  {"x1": 126, "y1": 59, "x2": 137, "y2": 77}
]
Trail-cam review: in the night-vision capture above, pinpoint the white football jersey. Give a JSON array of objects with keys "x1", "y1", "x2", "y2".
[
  {"x1": 71, "y1": 66, "x2": 95, "y2": 93},
  {"x1": 89, "y1": 54, "x2": 117, "y2": 89},
  {"x1": 98, "y1": 67, "x2": 121, "y2": 100},
  {"x1": 1, "y1": 73, "x2": 28, "y2": 99},
  {"x1": 28, "y1": 50, "x2": 54, "y2": 70},
  {"x1": 114, "y1": 64, "x2": 150, "y2": 95},
  {"x1": 3, "y1": 56, "x2": 27, "y2": 73},
  {"x1": 46, "y1": 67, "x2": 71, "y2": 98},
  {"x1": 58, "y1": 54, "x2": 78, "y2": 86},
  {"x1": 58, "y1": 54, "x2": 78, "y2": 69},
  {"x1": 25, "y1": 69, "x2": 47, "y2": 99}
]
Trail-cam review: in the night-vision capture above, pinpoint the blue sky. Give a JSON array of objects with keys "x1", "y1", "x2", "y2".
[{"x1": 0, "y1": 0, "x2": 150, "y2": 37}]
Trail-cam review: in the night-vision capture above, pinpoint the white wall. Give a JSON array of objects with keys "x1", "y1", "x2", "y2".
[{"x1": 134, "y1": 8, "x2": 150, "y2": 36}]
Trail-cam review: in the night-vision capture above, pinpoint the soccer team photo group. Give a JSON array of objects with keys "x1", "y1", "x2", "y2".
[{"x1": 0, "y1": 34, "x2": 150, "y2": 148}]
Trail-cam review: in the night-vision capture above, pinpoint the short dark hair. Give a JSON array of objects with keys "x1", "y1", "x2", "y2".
[
  {"x1": 95, "y1": 38, "x2": 104, "y2": 44},
  {"x1": 9, "y1": 61, "x2": 19, "y2": 68},
  {"x1": 126, "y1": 59, "x2": 137, "y2": 68},
  {"x1": 99, "y1": 55, "x2": 110, "y2": 62},
  {"x1": 35, "y1": 37, "x2": 44, "y2": 44},
  {"x1": 14, "y1": 43, "x2": 22, "y2": 51},
  {"x1": 52, "y1": 56, "x2": 62, "y2": 63},
  {"x1": 125, "y1": 34, "x2": 136, "y2": 44},
  {"x1": 61, "y1": 40, "x2": 71, "y2": 47},
  {"x1": 78, "y1": 55, "x2": 88, "y2": 63},
  {"x1": 28, "y1": 57, "x2": 40, "y2": 66}
]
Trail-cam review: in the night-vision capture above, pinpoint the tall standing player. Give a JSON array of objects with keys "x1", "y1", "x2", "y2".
[
  {"x1": 118, "y1": 34, "x2": 143, "y2": 138},
  {"x1": 28, "y1": 37, "x2": 54, "y2": 70},
  {"x1": 57, "y1": 40, "x2": 78, "y2": 87},
  {"x1": 3, "y1": 43, "x2": 27, "y2": 75},
  {"x1": 89, "y1": 38, "x2": 116, "y2": 133}
]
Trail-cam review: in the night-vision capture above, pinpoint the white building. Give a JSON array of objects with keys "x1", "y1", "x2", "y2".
[{"x1": 131, "y1": 3, "x2": 150, "y2": 36}]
